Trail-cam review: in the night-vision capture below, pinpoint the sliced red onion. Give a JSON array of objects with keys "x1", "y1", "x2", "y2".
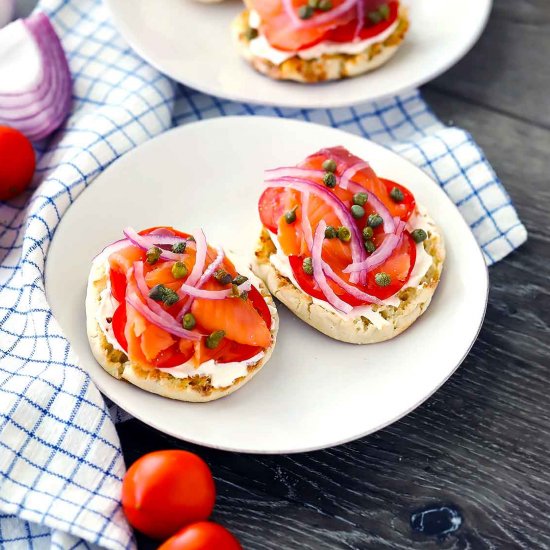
[
  {"x1": 185, "y1": 229, "x2": 207, "y2": 287},
  {"x1": 178, "y1": 281, "x2": 252, "y2": 300},
  {"x1": 149, "y1": 228, "x2": 175, "y2": 237},
  {"x1": 354, "y1": 1, "x2": 365, "y2": 39},
  {"x1": 266, "y1": 166, "x2": 328, "y2": 182},
  {"x1": 323, "y1": 262, "x2": 383, "y2": 306},
  {"x1": 126, "y1": 291, "x2": 201, "y2": 341},
  {"x1": 93, "y1": 238, "x2": 129, "y2": 262},
  {"x1": 283, "y1": 0, "x2": 359, "y2": 30},
  {"x1": 123, "y1": 227, "x2": 191, "y2": 261},
  {"x1": 344, "y1": 221, "x2": 406, "y2": 273},
  {"x1": 0, "y1": 13, "x2": 72, "y2": 141},
  {"x1": 265, "y1": 177, "x2": 366, "y2": 269},
  {"x1": 340, "y1": 161, "x2": 371, "y2": 190},
  {"x1": 312, "y1": 221, "x2": 353, "y2": 314}
]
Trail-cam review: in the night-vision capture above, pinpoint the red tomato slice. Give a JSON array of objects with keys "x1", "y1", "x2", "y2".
[
  {"x1": 248, "y1": 285, "x2": 272, "y2": 330},
  {"x1": 112, "y1": 302, "x2": 128, "y2": 352},
  {"x1": 379, "y1": 178, "x2": 416, "y2": 221},
  {"x1": 258, "y1": 187, "x2": 293, "y2": 234},
  {"x1": 324, "y1": 1, "x2": 399, "y2": 43},
  {"x1": 110, "y1": 268, "x2": 127, "y2": 303},
  {"x1": 152, "y1": 343, "x2": 195, "y2": 369}
]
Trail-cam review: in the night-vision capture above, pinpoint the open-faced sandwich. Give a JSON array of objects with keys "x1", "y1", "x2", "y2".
[
  {"x1": 252, "y1": 147, "x2": 445, "y2": 343},
  {"x1": 233, "y1": 0, "x2": 408, "y2": 82},
  {"x1": 86, "y1": 226, "x2": 278, "y2": 402}
]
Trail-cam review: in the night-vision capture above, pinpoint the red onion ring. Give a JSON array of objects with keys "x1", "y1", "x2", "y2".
[
  {"x1": 322, "y1": 262, "x2": 383, "y2": 305},
  {"x1": 123, "y1": 227, "x2": 192, "y2": 261},
  {"x1": 265, "y1": 176, "x2": 366, "y2": 270},
  {"x1": 185, "y1": 229, "x2": 207, "y2": 288},
  {"x1": 354, "y1": 1, "x2": 365, "y2": 39},
  {"x1": 92, "y1": 238, "x2": 128, "y2": 262},
  {"x1": 312, "y1": 221, "x2": 353, "y2": 314},
  {"x1": 346, "y1": 180, "x2": 396, "y2": 234},
  {"x1": 344, "y1": 220, "x2": 406, "y2": 273},
  {"x1": 126, "y1": 291, "x2": 201, "y2": 341},
  {"x1": 340, "y1": 161, "x2": 371, "y2": 190},
  {"x1": 0, "y1": 13, "x2": 72, "y2": 141},
  {"x1": 265, "y1": 166, "x2": 329, "y2": 182},
  {"x1": 283, "y1": 0, "x2": 359, "y2": 30}
]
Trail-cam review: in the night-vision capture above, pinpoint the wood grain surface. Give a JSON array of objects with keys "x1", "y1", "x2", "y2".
[{"x1": 118, "y1": 0, "x2": 550, "y2": 548}]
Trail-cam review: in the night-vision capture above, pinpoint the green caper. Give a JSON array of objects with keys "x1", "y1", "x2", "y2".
[
  {"x1": 240, "y1": 290, "x2": 249, "y2": 301},
  {"x1": 162, "y1": 288, "x2": 179, "y2": 306},
  {"x1": 362, "y1": 226, "x2": 374, "y2": 240},
  {"x1": 171, "y1": 241, "x2": 187, "y2": 254},
  {"x1": 368, "y1": 213, "x2": 383, "y2": 228},
  {"x1": 353, "y1": 192, "x2": 368, "y2": 206},
  {"x1": 322, "y1": 159, "x2": 337, "y2": 173},
  {"x1": 308, "y1": 0, "x2": 320, "y2": 7},
  {"x1": 285, "y1": 206, "x2": 298, "y2": 224},
  {"x1": 244, "y1": 27, "x2": 259, "y2": 40},
  {"x1": 378, "y1": 3, "x2": 390, "y2": 19},
  {"x1": 338, "y1": 226, "x2": 351, "y2": 242},
  {"x1": 364, "y1": 240, "x2": 376, "y2": 254},
  {"x1": 231, "y1": 284, "x2": 240, "y2": 297},
  {"x1": 214, "y1": 269, "x2": 232, "y2": 285},
  {"x1": 149, "y1": 284, "x2": 166, "y2": 301},
  {"x1": 390, "y1": 186, "x2": 404, "y2": 203},
  {"x1": 171, "y1": 261, "x2": 188, "y2": 279},
  {"x1": 206, "y1": 330, "x2": 225, "y2": 349},
  {"x1": 146, "y1": 246, "x2": 162, "y2": 264},
  {"x1": 233, "y1": 274, "x2": 249, "y2": 286},
  {"x1": 325, "y1": 225, "x2": 337, "y2": 239},
  {"x1": 367, "y1": 10, "x2": 383, "y2": 24},
  {"x1": 318, "y1": 0, "x2": 332, "y2": 10},
  {"x1": 351, "y1": 205, "x2": 365, "y2": 219},
  {"x1": 323, "y1": 172, "x2": 337, "y2": 188},
  {"x1": 298, "y1": 4, "x2": 314, "y2": 19},
  {"x1": 182, "y1": 313, "x2": 196, "y2": 330},
  {"x1": 303, "y1": 257, "x2": 313, "y2": 275},
  {"x1": 411, "y1": 229, "x2": 428, "y2": 243},
  {"x1": 187, "y1": 236, "x2": 195, "y2": 242},
  {"x1": 375, "y1": 272, "x2": 391, "y2": 287}
]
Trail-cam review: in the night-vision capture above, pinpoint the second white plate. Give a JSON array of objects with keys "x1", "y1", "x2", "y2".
[
  {"x1": 105, "y1": 0, "x2": 492, "y2": 109},
  {"x1": 45, "y1": 117, "x2": 488, "y2": 453}
]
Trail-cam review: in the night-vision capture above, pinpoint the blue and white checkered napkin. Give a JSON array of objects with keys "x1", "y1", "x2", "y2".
[{"x1": 0, "y1": 0, "x2": 527, "y2": 548}]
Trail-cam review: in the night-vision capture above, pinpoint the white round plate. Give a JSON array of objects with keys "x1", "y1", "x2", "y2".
[
  {"x1": 105, "y1": 0, "x2": 492, "y2": 109},
  {"x1": 46, "y1": 117, "x2": 488, "y2": 454}
]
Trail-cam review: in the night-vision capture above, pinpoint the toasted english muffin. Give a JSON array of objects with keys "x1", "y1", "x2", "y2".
[
  {"x1": 86, "y1": 256, "x2": 279, "y2": 402},
  {"x1": 252, "y1": 208, "x2": 445, "y2": 344},
  {"x1": 232, "y1": 6, "x2": 409, "y2": 83}
]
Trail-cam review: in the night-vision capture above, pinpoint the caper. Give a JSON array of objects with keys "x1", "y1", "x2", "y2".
[
  {"x1": 353, "y1": 192, "x2": 368, "y2": 206},
  {"x1": 351, "y1": 205, "x2": 365, "y2": 219},
  {"x1": 325, "y1": 225, "x2": 337, "y2": 239},
  {"x1": 362, "y1": 226, "x2": 374, "y2": 240},
  {"x1": 308, "y1": 0, "x2": 320, "y2": 7},
  {"x1": 214, "y1": 269, "x2": 232, "y2": 285},
  {"x1": 233, "y1": 274, "x2": 249, "y2": 286},
  {"x1": 171, "y1": 261, "x2": 188, "y2": 279},
  {"x1": 285, "y1": 206, "x2": 298, "y2": 224},
  {"x1": 303, "y1": 257, "x2": 313, "y2": 275},
  {"x1": 149, "y1": 284, "x2": 166, "y2": 301},
  {"x1": 298, "y1": 4, "x2": 314, "y2": 19},
  {"x1": 411, "y1": 229, "x2": 428, "y2": 243},
  {"x1": 367, "y1": 10, "x2": 383, "y2": 24},
  {"x1": 171, "y1": 241, "x2": 186, "y2": 254},
  {"x1": 368, "y1": 213, "x2": 383, "y2": 228},
  {"x1": 390, "y1": 186, "x2": 404, "y2": 202},
  {"x1": 244, "y1": 27, "x2": 259, "y2": 40},
  {"x1": 206, "y1": 330, "x2": 225, "y2": 349},
  {"x1": 162, "y1": 288, "x2": 179, "y2": 306},
  {"x1": 322, "y1": 159, "x2": 337, "y2": 173},
  {"x1": 318, "y1": 0, "x2": 332, "y2": 10},
  {"x1": 378, "y1": 3, "x2": 390, "y2": 19},
  {"x1": 146, "y1": 246, "x2": 162, "y2": 264},
  {"x1": 338, "y1": 226, "x2": 351, "y2": 242},
  {"x1": 323, "y1": 172, "x2": 337, "y2": 188},
  {"x1": 182, "y1": 313, "x2": 196, "y2": 330},
  {"x1": 240, "y1": 290, "x2": 249, "y2": 301},
  {"x1": 364, "y1": 240, "x2": 376, "y2": 254},
  {"x1": 375, "y1": 272, "x2": 391, "y2": 287}
]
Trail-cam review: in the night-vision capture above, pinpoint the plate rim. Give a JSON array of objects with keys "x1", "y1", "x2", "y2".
[
  {"x1": 45, "y1": 116, "x2": 489, "y2": 454},
  {"x1": 104, "y1": 0, "x2": 493, "y2": 109}
]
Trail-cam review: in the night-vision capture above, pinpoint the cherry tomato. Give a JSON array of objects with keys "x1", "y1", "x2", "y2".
[
  {"x1": 122, "y1": 450, "x2": 216, "y2": 540},
  {"x1": 0, "y1": 126, "x2": 35, "y2": 201},
  {"x1": 158, "y1": 521, "x2": 242, "y2": 550}
]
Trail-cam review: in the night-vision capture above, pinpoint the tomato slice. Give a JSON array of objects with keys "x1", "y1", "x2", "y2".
[
  {"x1": 112, "y1": 302, "x2": 128, "y2": 352},
  {"x1": 152, "y1": 343, "x2": 195, "y2": 369},
  {"x1": 258, "y1": 187, "x2": 292, "y2": 234},
  {"x1": 324, "y1": 1, "x2": 399, "y2": 43},
  {"x1": 380, "y1": 178, "x2": 416, "y2": 221},
  {"x1": 110, "y1": 268, "x2": 127, "y2": 303},
  {"x1": 248, "y1": 285, "x2": 272, "y2": 330}
]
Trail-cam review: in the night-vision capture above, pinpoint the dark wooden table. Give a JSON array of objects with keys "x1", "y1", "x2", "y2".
[{"x1": 117, "y1": 1, "x2": 550, "y2": 548}]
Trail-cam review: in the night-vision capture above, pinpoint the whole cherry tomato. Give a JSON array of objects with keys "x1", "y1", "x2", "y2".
[
  {"x1": 158, "y1": 522, "x2": 242, "y2": 550},
  {"x1": 122, "y1": 450, "x2": 216, "y2": 539},
  {"x1": 0, "y1": 126, "x2": 35, "y2": 201}
]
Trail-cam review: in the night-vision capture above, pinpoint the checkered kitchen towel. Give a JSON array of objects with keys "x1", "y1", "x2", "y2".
[{"x1": 0, "y1": 0, "x2": 527, "y2": 548}]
